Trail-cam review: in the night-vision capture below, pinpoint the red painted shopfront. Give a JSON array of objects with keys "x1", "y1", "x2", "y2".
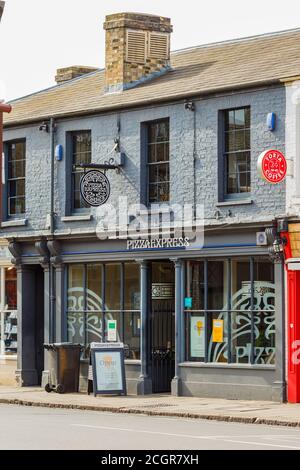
[{"x1": 281, "y1": 226, "x2": 300, "y2": 403}]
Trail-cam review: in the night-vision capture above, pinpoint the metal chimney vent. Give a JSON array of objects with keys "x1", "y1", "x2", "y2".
[
  {"x1": 148, "y1": 32, "x2": 169, "y2": 59},
  {"x1": 126, "y1": 30, "x2": 147, "y2": 64}
]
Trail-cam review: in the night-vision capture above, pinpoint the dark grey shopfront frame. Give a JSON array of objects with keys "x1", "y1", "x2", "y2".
[
  {"x1": 60, "y1": 250, "x2": 285, "y2": 400},
  {"x1": 12, "y1": 229, "x2": 285, "y2": 401}
]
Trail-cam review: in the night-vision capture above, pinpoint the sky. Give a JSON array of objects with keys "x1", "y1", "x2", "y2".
[{"x1": 0, "y1": 0, "x2": 300, "y2": 101}]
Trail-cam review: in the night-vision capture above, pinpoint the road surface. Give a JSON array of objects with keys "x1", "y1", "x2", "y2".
[{"x1": 0, "y1": 404, "x2": 300, "y2": 450}]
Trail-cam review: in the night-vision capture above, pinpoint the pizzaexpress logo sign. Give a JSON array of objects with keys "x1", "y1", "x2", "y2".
[{"x1": 127, "y1": 237, "x2": 190, "y2": 250}]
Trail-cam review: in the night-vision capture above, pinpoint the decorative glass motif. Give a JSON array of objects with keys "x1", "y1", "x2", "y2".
[
  {"x1": 208, "y1": 281, "x2": 275, "y2": 364},
  {"x1": 67, "y1": 262, "x2": 141, "y2": 359},
  {"x1": 67, "y1": 288, "x2": 121, "y2": 345}
]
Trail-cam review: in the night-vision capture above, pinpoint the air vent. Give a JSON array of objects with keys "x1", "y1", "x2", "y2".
[
  {"x1": 148, "y1": 32, "x2": 169, "y2": 60},
  {"x1": 126, "y1": 30, "x2": 147, "y2": 64}
]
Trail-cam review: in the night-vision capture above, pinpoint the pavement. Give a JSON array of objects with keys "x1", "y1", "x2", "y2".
[{"x1": 1, "y1": 385, "x2": 300, "y2": 428}]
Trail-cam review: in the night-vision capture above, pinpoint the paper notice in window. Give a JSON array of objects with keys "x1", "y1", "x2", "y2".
[
  {"x1": 212, "y1": 319, "x2": 224, "y2": 343},
  {"x1": 107, "y1": 320, "x2": 117, "y2": 342}
]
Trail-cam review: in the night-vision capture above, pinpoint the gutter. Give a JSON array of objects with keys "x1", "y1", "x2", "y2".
[{"x1": 0, "y1": 102, "x2": 12, "y2": 223}]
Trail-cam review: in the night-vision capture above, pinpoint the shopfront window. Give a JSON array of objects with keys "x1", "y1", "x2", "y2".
[
  {"x1": 185, "y1": 258, "x2": 275, "y2": 365},
  {"x1": 0, "y1": 267, "x2": 18, "y2": 356},
  {"x1": 67, "y1": 263, "x2": 140, "y2": 359},
  {"x1": 86, "y1": 264, "x2": 103, "y2": 345}
]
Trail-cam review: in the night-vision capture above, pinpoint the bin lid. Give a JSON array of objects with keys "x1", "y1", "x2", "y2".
[{"x1": 44, "y1": 343, "x2": 82, "y2": 350}]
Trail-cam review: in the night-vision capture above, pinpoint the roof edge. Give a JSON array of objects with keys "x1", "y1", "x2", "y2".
[
  {"x1": 3, "y1": 78, "x2": 282, "y2": 129},
  {"x1": 7, "y1": 68, "x2": 103, "y2": 105},
  {"x1": 7, "y1": 25, "x2": 300, "y2": 105},
  {"x1": 172, "y1": 26, "x2": 300, "y2": 55}
]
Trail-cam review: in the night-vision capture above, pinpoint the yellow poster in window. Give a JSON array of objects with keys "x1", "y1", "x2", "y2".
[{"x1": 212, "y1": 319, "x2": 224, "y2": 343}]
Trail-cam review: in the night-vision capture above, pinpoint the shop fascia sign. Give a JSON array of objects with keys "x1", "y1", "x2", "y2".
[
  {"x1": 257, "y1": 149, "x2": 287, "y2": 184},
  {"x1": 127, "y1": 236, "x2": 190, "y2": 250}
]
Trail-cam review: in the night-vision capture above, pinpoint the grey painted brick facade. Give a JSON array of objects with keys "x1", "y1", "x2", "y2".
[
  {"x1": 1, "y1": 84, "x2": 288, "y2": 401},
  {"x1": 2, "y1": 84, "x2": 286, "y2": 237}
]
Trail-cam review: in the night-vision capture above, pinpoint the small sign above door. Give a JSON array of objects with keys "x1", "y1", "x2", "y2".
[{"x1": 152, "y1": 283, "x2": 174, "y2": 300}]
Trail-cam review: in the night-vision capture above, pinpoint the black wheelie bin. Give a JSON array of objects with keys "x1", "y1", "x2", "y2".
[{"x1": 44, "y1": 343, "x2": 82, "y2": 394}]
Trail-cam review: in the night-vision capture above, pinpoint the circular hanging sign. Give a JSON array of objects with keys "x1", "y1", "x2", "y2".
[
  {"x1": 257, "y1": 149, "x2": 287, "y2": 184},
  {"x1": 80, "y1": 170, "x2": 110, "y2": 207}
]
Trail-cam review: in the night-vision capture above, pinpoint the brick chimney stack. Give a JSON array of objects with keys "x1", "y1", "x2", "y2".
[
  {"x1": 55, "y1": 66, "x2": 98, "y2": 85},
  {"x1": 103, "y1": 12, "x2": 173, "y2": 93}
]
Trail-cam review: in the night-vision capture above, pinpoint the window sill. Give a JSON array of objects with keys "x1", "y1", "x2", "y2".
[
  {"x1": 61, "y1": 215, "x2": 93, "y2": 222},
  {"x1": 179, "y1": 362, "x2": 275, "y2": 371},
  {"x1": 216, "y1": 199, "x2": 253, "y2": 207},
  {"x1": 1, "y1": 219, "x2": 27, "y2": 228}
]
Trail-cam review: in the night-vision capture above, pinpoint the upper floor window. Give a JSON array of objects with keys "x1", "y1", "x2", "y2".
[
  {"x1": 7, "y1": 140, "x2": 26, "y2": 217},
  {"x1": 224, "y1": 107, "x2": 251, "y2": 197},
  {"x1": 147, "y1": 119, "x2": 170, "y2": 204},
  {"x1": 71, "y1": 131, "x2": 91, "y2": 210}
]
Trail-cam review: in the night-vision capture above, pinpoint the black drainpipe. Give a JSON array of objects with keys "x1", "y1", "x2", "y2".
[
  {"x1": 193, "y1": 104, "x2": 197, "y2": 219},
  {"x1": 49, "y1": 117, "x2": 56, "y2": 343}
]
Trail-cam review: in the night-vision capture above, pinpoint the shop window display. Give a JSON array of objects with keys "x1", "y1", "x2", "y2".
[
  {"x1": 0, "y1": 267, "x2": 18, "y2": 356},
  {"x1": 185, "y1": 258, "x2": 275, "y2": 365},
  {"x1": 67, "y1": 263, "x2": 140, "y2": 359}
]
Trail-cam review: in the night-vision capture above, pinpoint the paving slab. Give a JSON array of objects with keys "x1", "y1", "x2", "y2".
[{"x1": 0, "y1": 386, "x2": 300, "y2": 427}]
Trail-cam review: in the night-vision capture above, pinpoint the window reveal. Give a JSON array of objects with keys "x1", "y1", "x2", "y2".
[
  {"x1": 224, "y1": 107, "x2": 251, "y2": 196},
  {"x1": 147, "y1": 119, "x2": 170, "y2": 204},
  {"x1": 71, "y1": 131, "x2": 91, "y2": 210},
  {"x1": 7, "y1": 140, "x2": 26, "y2": 217}
]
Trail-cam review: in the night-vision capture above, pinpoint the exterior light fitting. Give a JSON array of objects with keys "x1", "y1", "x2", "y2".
[
  {"x1": 38, "y1": 122, "x2": 49, "y2": 133},
  {"x1": 184, "y1": 100, "x2": 195, "y2": 112}
]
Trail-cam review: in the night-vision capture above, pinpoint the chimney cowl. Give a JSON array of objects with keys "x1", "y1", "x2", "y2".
[
  {"x1": 104, "y1": 12, "x2": 173, "y2": 94},
  {"x1": 103, "y1": 12, "x2": 173, "y2": 33}
]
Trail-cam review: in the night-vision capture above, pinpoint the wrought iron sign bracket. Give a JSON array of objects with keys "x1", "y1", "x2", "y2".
[{"x1": 75, "y1": 153, "x2": 125, "y2": 174}]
